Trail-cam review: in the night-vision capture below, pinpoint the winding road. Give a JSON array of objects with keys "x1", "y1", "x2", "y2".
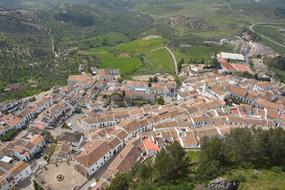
[{"x1": 248, "y1": 23, "x2": 285, "y2": 49}]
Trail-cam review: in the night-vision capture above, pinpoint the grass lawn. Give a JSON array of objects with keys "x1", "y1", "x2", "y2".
[
  {"x1": 172, "y1": 45, "x2": 232, "y2": 63},
  {"x1": 187, "y1": 150, "x2": 200, "y2": 163},
  {"x1": 225, "y1": 168, "x2": 285, "y2": 190}
]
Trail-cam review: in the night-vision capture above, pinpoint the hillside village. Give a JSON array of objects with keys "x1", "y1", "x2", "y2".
[{"x1": 0, "y1": 48, "x2": 285, "y2": 190}]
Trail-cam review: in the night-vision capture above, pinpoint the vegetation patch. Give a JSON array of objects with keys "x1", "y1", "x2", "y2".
[
  {"x1": 172, "y1": 45, "x2": 232, "y2": 64},
  {"x1": 81, "y1": 38, "x2": 176, "y2": 76}
]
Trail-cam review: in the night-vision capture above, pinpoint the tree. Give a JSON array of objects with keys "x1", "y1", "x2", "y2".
[
  {"x1": 136, "y1": 160, "x2": 153, "y2": 184},
  {"x1": 154, "y1": 142, "x2": 189, "y2": 184},
  {"x1": 75, "y1": 107, "x2": 82, "y2": 113},
  {"x1": 167, "y1": 141, "x2": 189, "y2": 183},
  {"x1": 153, "y1": 76, "x2": 158, "y2": 83},
  {"x1": 107, "y1": 173, "x2": 130, "y2": 190},
  {"x1": 157, "y1": 96, "x2": 165, "y2": 105},
  {"x1": 178, "y1": 58, "x2": 185, "y2": 73},
  {"x1": 33, "y1": 180, "x2": 44, "y2": 190},
  {"x1": 226, "y1": 128, "x2": 256, "y2": 167},
  {"x1": 268, "y1": 128, "x2": 285, "y2": 166},
  {"x1": 0, "y1": 128, "x2": 18, "y2": 142},
  {"x1": 197, "y1": 137, "x2": 227, "y2": 180},
  {"x1": 154, "y1": 149, "x2": 172, "y2": 184}
]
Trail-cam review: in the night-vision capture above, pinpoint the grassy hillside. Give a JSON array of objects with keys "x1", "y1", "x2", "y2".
[
  {"x1": 253, "y1": 24, "x2": 285, "y2": 54},
  {"x1": 80, "y1": 37, "x2": 176, "y2": 76},
  {"x1": 130, "y1": 0, "x2": 285, "y2": 39},
  {"x1": 0, "y1": 4, "x2": 164, "y2": 100}
]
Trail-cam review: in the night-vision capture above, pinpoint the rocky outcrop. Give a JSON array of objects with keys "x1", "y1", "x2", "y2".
[{"x1": 208, "y1": 177, "x2": 239, "y2": 190}]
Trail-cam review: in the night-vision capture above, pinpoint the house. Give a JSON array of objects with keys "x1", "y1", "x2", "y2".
[
  {"x1": 0, "y1": 158, "x2": 32, "y2": 190},
  {"x1": 151, "y1": 81, "x2": 176, "y2": 97},
  {"x1": 254, "y1": 98, "x2": 283, "y2": 111},
  {"x1": 218, "y1": 52, "x2": 245, "y2": 63},
  {"x1": 253, "y1": 81, "x2": 272, "y2": 91},
  {"x1": 40, "y1": 102, "x2": 74, "y2": 128},
  {"x1": 179, "y1": 130, "x2": 199, "y2": 149},
  {"x1": 0, "y1": 114, "x2": 24, "y2": 138},
  {"x1": 97, "y1": 138, "x2": 144, "y2": 189},
  {"x1": 97, "y1": 69, "x2": 121, "y2": 84},
  {"x1": 81, "y1": 113, "x2": 117, "y2": 129},
  {"x1": 228, "y1": 85, "x2": 248, "y2": 103},
  {"x1": 33, "y1": 96, "x2": 53, "y2": 114},
  {"x1": 90, "y1": 67, "x2": 98, "y2": 75},
  {"x1": 57, "y1": 132, "x2": 84, "y2": 148},
  {"x1": 143, "y1": 138, "x2": 160, "y2": 157},
  {"x1": 54, "y1": 141, "x2": 72, "y2": 162},
  {"x1": 12, "y1": 134, "x2": 45, "y2": 161},
  {"x1": 75, "y1": 136, "x2": 122, "y2": 177},
  {"x1": 68, "y1": 75, "x2": 94, "y2": 90},
  {"x1": 177, "y1": 90, "x2": 199, "y2": 101}
]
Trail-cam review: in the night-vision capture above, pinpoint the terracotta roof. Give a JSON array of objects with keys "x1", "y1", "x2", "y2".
[
  {"x1": 30, "y1": 134, "x2": 44, "y2": 145},
  {"x1": 76, "y1": 140, "x2": 111, "y2": 168},
  {"x1": 181, "y1": 131, "x2": 198, "y2": 148},
  {"x1": 231, "y1": 64, "x2": 252, "y2": 73},
  {"x1": 68, "y1": 75, "x2": 93, "y2": 83},
  {"x1": 10, "y1": 161, "x2": 29, "y2": 176},
  {"x1": 229, "y1": 85, "x2": 248, "y2": 97},
  {"x1": 256, "y1": 98, "x2": 282, "y2": 110},
  {"x1": 143, "y1": 138, "x2": 160, "y2": 152},
  {"x1": 221, "y1": 61, "x2": 235, "y2": 71}
]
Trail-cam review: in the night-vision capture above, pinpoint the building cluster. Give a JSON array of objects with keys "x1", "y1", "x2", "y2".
[
  {"x1": 218, "y1": 52, "x2": 252, "y2": 73},
  {"x1": 1, "y1": 52, "x2": 285, "y2": 190},
  {"x1": 0, "y1": 129, "x2": 45, "y2": 190}
]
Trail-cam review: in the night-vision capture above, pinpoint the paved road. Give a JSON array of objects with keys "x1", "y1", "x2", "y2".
[{"x1": 248, "y1": 23, "x2": 285, "y2": 49}]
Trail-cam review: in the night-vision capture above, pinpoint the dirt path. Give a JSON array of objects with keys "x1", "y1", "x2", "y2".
[
  {"x1": 165, "y1": 47, "x2": 178, "y2": 75},
  {"x1": 150, "y1": 46, "x2": 178, "y2": 74}
]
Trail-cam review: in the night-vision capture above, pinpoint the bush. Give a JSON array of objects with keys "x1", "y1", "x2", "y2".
[
  {"x1": 0, "y1": 128, "x2": 18, "y2": 142},
  {"x1": 233, "y1": 175, "x2": 247, "y2": 182},
  {"x1": 272, "y1": 166, "x2": 282, "y2": 174}
]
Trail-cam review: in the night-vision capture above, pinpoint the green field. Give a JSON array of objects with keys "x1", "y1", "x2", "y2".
[
  {"x1": 172, "y1": 45, "x2": 232, "y2": 63},
  {"x1": 80, "y1": 37, "x2": 176, "y2": 76},
  {"x1": 225, "y1": 168, "x2": 285, "y2": 190}
]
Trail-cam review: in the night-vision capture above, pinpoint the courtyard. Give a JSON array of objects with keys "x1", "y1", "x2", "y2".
[{"x1": 38, "y1": 161, "x2": 87, "y2": 190}]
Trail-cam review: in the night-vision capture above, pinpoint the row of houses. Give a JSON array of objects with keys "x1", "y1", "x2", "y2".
[
  {"x1": 0, "y1": 159, "x2": 32, "y2": 190},
  {"x1": 0, "y1": 132, "x2": 45, "y2": 161}
]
